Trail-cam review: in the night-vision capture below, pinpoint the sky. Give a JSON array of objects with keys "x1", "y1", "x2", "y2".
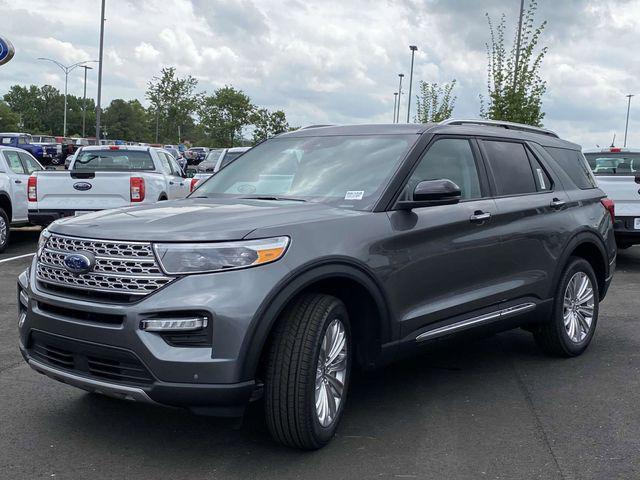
[{"x1": 0, "y1": 0, "x2": 639, "y2": 147}]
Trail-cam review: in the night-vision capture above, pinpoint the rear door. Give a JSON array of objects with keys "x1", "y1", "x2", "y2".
[
  {"x1": 385, "y1": 136, "x2": 503, "y2": 336},
  {"x1": 157, "y1": 152, "x2": 182, "y2": 199},
  {"x1": 167, "y1": 156, "x2": 189, "y2": 197},
  {"x1": 2, "y1": 150, "x2": 28, "y2": 222},
  {"x1": 479, "y1": 138, "x2": 570, "y2": 302}
]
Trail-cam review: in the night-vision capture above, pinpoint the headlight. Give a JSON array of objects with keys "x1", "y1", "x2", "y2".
[
  {"x1": 37, "y1": 228, "x2": 51, "y2": 256},
  {"x1": 153, "y1": 236, "x2": 290, "y2": 274}
]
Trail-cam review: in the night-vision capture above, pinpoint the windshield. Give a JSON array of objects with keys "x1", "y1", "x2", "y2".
[
  {"x1": 73, "y1": 150, "x2": 155, "y2": 171},
  {"x1": 584, "y1": 152, "x2": 640, "y2": 175},
  {"x1": 205, "y1": 148, "x2": 224, "y2": 161},
  {"x1": 193, "y1": 134, "x2": 417, "y2": 210}
]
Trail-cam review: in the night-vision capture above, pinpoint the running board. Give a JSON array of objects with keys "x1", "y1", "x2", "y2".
[{"x1": 415, "y1": 302, "x2": 536, "y2": 342}]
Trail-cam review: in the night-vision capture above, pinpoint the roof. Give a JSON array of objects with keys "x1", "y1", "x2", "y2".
[
  {"x1": 279, "y1": 123, "x2": 431, "y2": 137},
  {"x1": 583, "y1": 147, "x2": 640, "y2": 154},
  {"x1": 0, "y1": 132, "x2": 29, "y2": 137}
]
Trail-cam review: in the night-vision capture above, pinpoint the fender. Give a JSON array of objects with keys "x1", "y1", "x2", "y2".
[
  {"x1": 237, "y1": 257, "x2": 393, "y2": 380},
  {"x1": 550, "y1": 228, "x2": 610, "y2": 299}
]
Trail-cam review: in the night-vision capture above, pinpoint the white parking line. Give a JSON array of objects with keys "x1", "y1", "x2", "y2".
[{"x1": 0, "y1": 253, "x2": 35, "y2": 264}]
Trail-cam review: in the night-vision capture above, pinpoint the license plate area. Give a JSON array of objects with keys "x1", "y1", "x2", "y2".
[{"x1": 634, "y1": 218, "x2": 640, "y2": 230}]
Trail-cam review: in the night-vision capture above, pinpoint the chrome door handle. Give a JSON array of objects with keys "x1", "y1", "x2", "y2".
[
  {"x1": 169, "y1": 181, "x2": 175, "y2": 185},
  {"x1": 550, "y1": 198, "x2": 566, "y2": 209},
  {"x1": 470, "y1": 211, "x2": 491, "y2": 223}
]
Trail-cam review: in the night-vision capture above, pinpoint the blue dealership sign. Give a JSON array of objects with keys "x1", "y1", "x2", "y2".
[{"x1": 0, "y1": 36, "x2": 15, "y2": 66}]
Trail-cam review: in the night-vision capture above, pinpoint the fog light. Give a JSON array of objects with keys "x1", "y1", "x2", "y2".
[
  {"x1": 19, "y1": 290, "x2": 29, "y2": 308},
  {"x1": 140, "y1": 317, "x2": 208, "y2": 332}
]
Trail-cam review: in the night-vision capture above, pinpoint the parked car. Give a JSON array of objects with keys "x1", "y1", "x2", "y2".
[
  {"x1": 196, "y1": 146, "x2": 250, "y2": 173},
  {"x1": 0, "y1": 133, "x2": 48, "y2": 164},
  {"x1": 27, "y1": 145, "x2": 191, "y2": 226},
  {"x1": 583, "y1": 147, "x2": 640, "y2": 249},
  {"x1": 0, "y1": 146, "x2": 44, "y2": 251},
  {"x1": 31, "y1": 135, "x2": 62, "y2": 165},
  {"x1": 18, "y1": 120, "x2": 616, "y2": 450},
  {"x1": 164, "y1": 146, "x2": 186, "y2": 172},
  {"x1": 185, "y1": 146, "x2": 209, "y2": 165}
]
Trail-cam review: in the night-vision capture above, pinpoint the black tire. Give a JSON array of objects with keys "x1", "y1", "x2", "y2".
[
  {"x1": 534, "y1": 257, "x2": 599, "y2": 357},
  {"x1": 264, "y1": 293, "x2": 351, "y2": 450},
  {"x1": 0, "y1": 208, "x2": 9, "y2": 253}
]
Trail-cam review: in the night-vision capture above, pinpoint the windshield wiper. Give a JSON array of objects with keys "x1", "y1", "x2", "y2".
[{"x1": 239, "y1": 195, "x2": 307, "y2": 202}]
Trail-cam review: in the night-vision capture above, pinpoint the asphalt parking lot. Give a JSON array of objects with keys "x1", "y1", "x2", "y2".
[{"x1": 1, "y1": 229, "x2": 639, "y2": 480}]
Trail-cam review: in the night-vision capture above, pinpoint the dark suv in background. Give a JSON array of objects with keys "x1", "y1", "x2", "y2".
[{"x1": 18, "y1": 120, "x2": 616, "y2": 449}]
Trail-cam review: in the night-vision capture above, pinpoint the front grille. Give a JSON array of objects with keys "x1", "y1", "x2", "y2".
[
  {"x1": 37, "y1": 301, "x2": 124, "y2": 326},
  {"x1": 37, "y1": 233, "x2": 174, "y2": 302},
  {"x1": 29, "y1": 331, "x2": 154, "y2": 385}
]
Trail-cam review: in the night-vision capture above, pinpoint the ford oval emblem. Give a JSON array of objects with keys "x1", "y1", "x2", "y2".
[
  {"x1": 63, "y1": 252, "x2": 95, "y2": 275},
  {"x1": 0, "y1": 36, "x2": 15, "y2": 66},
  {"x1": 73, "y1": 182, "x2": 92, "y2": 191}
]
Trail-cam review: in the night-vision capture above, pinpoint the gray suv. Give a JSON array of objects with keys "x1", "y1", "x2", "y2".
[{"x1": 18, "y1": 120, "x2": 616, "y2": 449}]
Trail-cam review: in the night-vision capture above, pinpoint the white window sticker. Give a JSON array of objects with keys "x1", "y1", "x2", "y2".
[
  {"x1": 536, "y1": 168, "x2": 547, "y2": 190},
  {"x1": 344, "y1": 190, "x2": 364, "y2": 200}
]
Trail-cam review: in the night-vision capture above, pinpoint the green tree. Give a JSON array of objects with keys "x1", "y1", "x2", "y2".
[
  {"x1": 103, "y1": 99, "x2": 150, "y2": 141},
  {"x1": 415, "y1": 80, "x2": 457, "y2": 123},
  {"x1": 250, "y1": 108, "x2": 290, "y2": 144},
  {"x1": 3, "y1": 85, "x2": 44, "y2": 132},
  {"x1": 481, "y1": 0, "x2": 548, "y2": 126},
  {"x1": 146, "y1": 67, "x2": 201, "y2": 143},
  {"x1": 198, "y1": 86, "x2": 253, "y2": 146},
  {"x1": 0, "y1": 101, "x2": 20, "y2": 131}
]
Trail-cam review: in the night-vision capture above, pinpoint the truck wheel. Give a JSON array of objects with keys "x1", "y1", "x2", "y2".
[
  {"x1": 534, "y1": 257, "x2": 599, "y2": 357},
  {"x1": 265, "y1": 293, "x2": 351, "y2": 450},
  {"x1": 0, "y1": 208, "x2": 9, "y2": 253}
]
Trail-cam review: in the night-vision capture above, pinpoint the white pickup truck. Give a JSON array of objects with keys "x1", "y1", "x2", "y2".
[
  {"x1": 0, "y1": 146, "x2": 45, "y2": 251},
  {"x1": 583, "y1": 147, "x2": 640, "y2": 249},
  {"x1": 28, "y1": 145, "x2": 191, "y2": 227}
]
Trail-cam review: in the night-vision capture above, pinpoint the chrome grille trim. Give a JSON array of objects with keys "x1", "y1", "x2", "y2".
[{"x1": 36, "y1": 233, "x2": 174, "y2": 298}]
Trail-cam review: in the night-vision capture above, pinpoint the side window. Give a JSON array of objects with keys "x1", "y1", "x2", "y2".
[
  {"x1": 483, "y1": 141, "x2": 537, "y2": 196},
  {"x1": 168, "y1": 158, "x2": 183, "y2": 176},
  {"x1": 18, "y1": 136, "x2": 27, "y2": 145},
  {"x1": 158, "y1": 153, "x2": 172, "y2": 174},
  {"x1": 4, "y1": 151, "x2": 26, "y2": 174},
  {"x1": 526, "y1": 150, "x2": 552, "y2": 192},
  {"x1": 18, "y1": 152, "x2": 43, "y2": 174},
  {"x1": 0, "y1": 138, "x2": 11, "y2": 145},
  {"x1": 544, "y1": 147, "x2": 597, "y2": 189},
  {"x1": 405, "y1": 138, "x2": 482, "y2": 200}
]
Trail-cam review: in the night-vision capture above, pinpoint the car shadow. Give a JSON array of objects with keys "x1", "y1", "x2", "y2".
[
  {"x1": 3, "y1": 227, "x2": 40, "y2": 257},
  {"x1": 616, "y1": 246, "x2": 640, "y2": 272}
]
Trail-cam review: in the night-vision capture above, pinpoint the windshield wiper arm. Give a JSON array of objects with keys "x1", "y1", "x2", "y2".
[{"x1": 239, "y1": 195, "x2": 307, "y2": 202}]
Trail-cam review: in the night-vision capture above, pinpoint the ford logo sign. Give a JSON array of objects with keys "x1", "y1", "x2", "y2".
[
  {"x1": 0, "y1": 36, "x2": 15, "y2": 66},
  {"x1": 73, "y1": 182, "x2": 92, "y2": 191},
  {"x1": 63, "y1": 252, "x2": 95, "y2": 275}
]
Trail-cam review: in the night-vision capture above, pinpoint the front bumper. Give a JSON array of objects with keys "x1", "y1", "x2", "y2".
[{"x1": 17, "y1": 256, "x2": 288, "y2": 414}]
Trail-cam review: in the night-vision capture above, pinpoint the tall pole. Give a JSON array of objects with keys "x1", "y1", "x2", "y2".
[
  {"x1": 80, "y1": 65, "x2": 93, "y2": 138},
  {"x1": 96, "y1": 0, "x2": 106, "y2": 140},
  {"x1": 406, "y1": 46, "x2": 418, "y2": 123},
  {"x1": 624, "y1": 94, "x2": 634, "y2": 148},
  {"x1": 393, "y1": 93, "x2": 398, "y2": 123},
  {"x1": 513, "y1": 0, "x2": 525, "y2": 90},
  {"x1": 396, "y1": 74, "x2": 404, "y2": 123},
  {"x1": 63, "y1": 71, "x2": 68, "y2": 137}
]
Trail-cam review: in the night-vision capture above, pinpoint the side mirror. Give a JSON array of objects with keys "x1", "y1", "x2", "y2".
[{"x1": 396, "y1": 179, "x2": 461, "y2": 210}]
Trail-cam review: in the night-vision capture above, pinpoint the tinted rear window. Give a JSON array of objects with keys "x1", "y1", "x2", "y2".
[
  {"x1": 546, "y1": 147, "x2": 597, "y2": 188},
  {"x1": 583, "y1": 152, "x2": 640, "y2": 177},
  {"x1": 483, "y1": 141, "x2": 537, "y2": 195},
  {"x1": 73, "y1": 150, "x2": 154, "y2": 171}
]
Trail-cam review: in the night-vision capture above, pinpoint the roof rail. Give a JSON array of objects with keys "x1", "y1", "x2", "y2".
[
  {"x1": 299, "y1": 124, "x2": 335, "y2": 130},
  {"x1": 438, "y1": 119, "x2": 559, "y2": 138}
]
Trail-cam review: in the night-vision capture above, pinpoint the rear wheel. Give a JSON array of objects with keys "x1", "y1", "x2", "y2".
[
  {"x1": 265, "y1": 293, "x2": 351, "y2": 449},
  {"x1": 534, "y1": 257, "x2": 599, "y2": 357},
  {"x1": 0, "y1": 208, "x2": 9, "y2": 253}
]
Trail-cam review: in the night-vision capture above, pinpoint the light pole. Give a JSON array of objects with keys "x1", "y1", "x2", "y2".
[
  {"x1": 37, "y1": 58, "x2": 97, "y2": 136},
  {"x1": 79, "y1": 65, "x2": 93, "y2": 138},
  {"x1": 393, "y1": 92, "x2": 398, "y2": 123},
  {"x1": 624, "y1": 94, "x2": 634, "y2": 148},
  {"x1": 396, "y1": 74, "x2": 404, "y2": 123},
  {"x1": 96, "y1": 0, "x2": 106, "y2": 141},
  {"x1": 406, "y1": 46, "x2": 418, "y2": 123}
]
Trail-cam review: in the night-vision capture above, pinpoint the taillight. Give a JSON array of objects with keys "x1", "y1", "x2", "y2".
[
  {"x1": 601, "y1": 198, "x2": 615, "y2": 223},
  {"x1": 28, "y1": 176, "x2": 37, "y2": 202},
  {"x1": 130, "y1": 177, "x2": 145, "y2": 202},
  {"x1": 190, "y1": 178, "x2": 199, "y2": 192}
]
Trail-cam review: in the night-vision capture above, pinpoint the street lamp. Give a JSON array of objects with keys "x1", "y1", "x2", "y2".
[
  {"x1": 406, "y1": 46, "x2": 418, "y2": 123},
  {"x1": 393, "y1": 92, "x2": 398, "y2": 123},
  {"x1": 624, "y1": 94, "x2": 634, "y2": 148},
  {"x1": 396, "y1": 74, "x2": 404, "y2": 123},
  {"x1": 79, "y1": 65, "x2": 93, "y2": 138},
  {"x1": 37, "y1": 58, "x2": 97, "y2": 136}
]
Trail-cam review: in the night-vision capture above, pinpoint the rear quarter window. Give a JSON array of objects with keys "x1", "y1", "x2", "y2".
[{"x1": 545, "y1": 147, "x2": 597, "y2": 189}]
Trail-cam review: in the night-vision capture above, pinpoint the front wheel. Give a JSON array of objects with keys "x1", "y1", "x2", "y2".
[
  {"x1": 265, "y1": 294, "x2": 351, "y2": 449},
  {"x1": 534, "y1": 257, "x2": 599, "y2": 357},
  {"x1": 0, "y1": 208, "x2": 9, "y2": 253}
]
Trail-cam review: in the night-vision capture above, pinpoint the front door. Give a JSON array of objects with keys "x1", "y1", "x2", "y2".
[
  {"x1": 3, "y1": 150, "x2": 28, "y2": 222},
  {"x1": 385, "y1": 137, "x2": 503, "y2": 337}
]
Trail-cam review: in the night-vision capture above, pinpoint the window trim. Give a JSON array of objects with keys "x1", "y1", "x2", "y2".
[{"x1": 478, "y1": 137, "x2": 556, "y2": 199}]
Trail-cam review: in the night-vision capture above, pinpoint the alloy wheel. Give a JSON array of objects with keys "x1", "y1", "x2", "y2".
[
  {"x1": 563, "y1": 271, "x2": 595, "y2": 343},
  {"x1": 0, "y1": 215, "x2": 7, "y2": 247},
  {"x1": 315, "y1": 318, "x2": 348, "y2": 428}
]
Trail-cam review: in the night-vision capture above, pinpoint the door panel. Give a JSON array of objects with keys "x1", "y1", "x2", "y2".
[{"x1": 3, "y1": 151, "x2": 28, "y2": 222}]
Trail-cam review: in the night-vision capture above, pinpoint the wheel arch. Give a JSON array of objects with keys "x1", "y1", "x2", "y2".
[
  {"x1": 239, "y1": 259, "x2": 393, "y2": 380},
  {"x1": 0, "y1": 191, "x2": 12, "y2": 222}
]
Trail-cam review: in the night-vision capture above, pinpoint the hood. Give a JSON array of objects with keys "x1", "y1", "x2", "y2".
[{"x1": 49, "y1": 198, "x2": 365, "y2": 242}]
